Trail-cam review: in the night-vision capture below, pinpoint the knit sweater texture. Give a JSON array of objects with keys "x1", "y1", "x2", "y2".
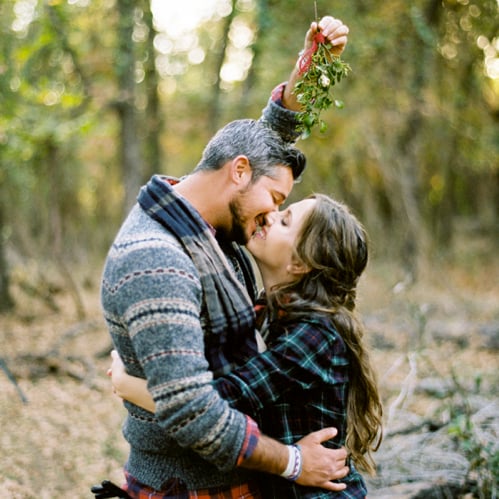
[{"x1": 100, "y1": 94, "x2": 300, "y2": 491}]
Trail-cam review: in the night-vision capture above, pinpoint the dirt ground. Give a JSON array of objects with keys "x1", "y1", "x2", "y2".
[{"x1": 0, "y1": 254, "x2": 497, "y2": 498}]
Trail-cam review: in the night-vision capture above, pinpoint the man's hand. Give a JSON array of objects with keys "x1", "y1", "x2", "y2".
[
  {"x1": 294, "y1": 428, "x2": 349, "y2": 492},
  {"x1": 241, "y1": 428, "x2": 348, "y2": 491}
]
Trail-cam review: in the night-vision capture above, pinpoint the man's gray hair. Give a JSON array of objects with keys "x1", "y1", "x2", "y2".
[{"x1": 194, "y1": 119, "x2": 306, "y2": 182}]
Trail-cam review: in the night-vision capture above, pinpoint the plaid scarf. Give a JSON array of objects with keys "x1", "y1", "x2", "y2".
[{"x1": 137, "y1": 175, "x2": 256, "y2": 357}]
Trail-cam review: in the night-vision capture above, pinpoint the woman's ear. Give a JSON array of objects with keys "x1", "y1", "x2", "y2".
[{"x1": 287, "y1": 259, "x2": 310, "y2": 276}]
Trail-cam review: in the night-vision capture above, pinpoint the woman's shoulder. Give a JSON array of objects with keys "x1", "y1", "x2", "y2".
[
  {"x1": 273, "y1": 314, "x2": 345, "y2": 348},
  {"x1": 280, "y1": 314, "x2": 339, "y2": 334}
]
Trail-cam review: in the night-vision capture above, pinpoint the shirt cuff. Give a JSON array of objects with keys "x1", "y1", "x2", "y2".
[
  {"x1": 271, "y1": 82, "x2": 287, "y2": 107},
  {"x1": 236, "y1": 416, "x2": 261, "y2": 466}
]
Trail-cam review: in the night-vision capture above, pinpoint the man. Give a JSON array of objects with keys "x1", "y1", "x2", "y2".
[{"x1": 101, "y1": 16, "x2": 350, "y2": 498}]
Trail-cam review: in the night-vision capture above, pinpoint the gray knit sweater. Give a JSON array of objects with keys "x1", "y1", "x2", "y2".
[{"x1": 100, "y1": 96, "x2": 300, "y2": 491}]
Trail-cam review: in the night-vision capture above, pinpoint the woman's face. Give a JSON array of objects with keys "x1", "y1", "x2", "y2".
[{"x1": 246, "y1": 198, "x2": 316, "y2": 282}]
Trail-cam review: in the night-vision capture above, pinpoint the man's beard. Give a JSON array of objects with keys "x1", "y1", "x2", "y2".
[{"x1": 225, "y1": 197, "x2": 250, "y2": 245}]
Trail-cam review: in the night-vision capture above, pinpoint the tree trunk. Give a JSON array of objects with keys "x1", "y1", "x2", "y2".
[
  {"x1": 142, "y1": 2, "x2": 162, "y2": 182},
  {"x1": 0, "y1": 204, "x2": 14, "y2": 313},
  {"x1": 116, "y1": 0, "x2": 143, "y2": 215},
  {"x1": 239, "y1": 0, "x2": 270, "y2": 117},
  {"x1": 391, "y1": 1, "x2": 442, "y2": 279},
  {"x1": 207, "y1": 0, "x2": 237, "y2": 134}
]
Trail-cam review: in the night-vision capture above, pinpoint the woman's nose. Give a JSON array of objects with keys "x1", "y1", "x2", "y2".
[{"x1": 264, "y1": 211, "x2": 278, "y2": 226}]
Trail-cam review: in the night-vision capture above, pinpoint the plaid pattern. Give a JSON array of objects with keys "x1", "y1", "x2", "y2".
[
  {"x1": 123, "y1": 471, "x2": 262, "y2": 499},
  {"x1": 215, "y1": 314, "x2": 368, "y2": 498},
  {"x1": 270, "y1": 82, "x2": 286, "y2": 106},
  {"x1": 236, "y1": 417, "x2": 260, "y2": 466}
]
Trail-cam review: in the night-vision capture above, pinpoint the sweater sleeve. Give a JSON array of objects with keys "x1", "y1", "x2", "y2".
[
  {"x1": 102, "y1": 216, "x2": 259, "y2": 471},
  {"x1": 259, "y1": 82, "x2": 302, "y2": 144}
]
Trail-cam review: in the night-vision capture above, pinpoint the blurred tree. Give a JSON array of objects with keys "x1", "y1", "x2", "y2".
[
  {"x1": 239, "y1": 0, "x2": 271, "y2": 115},
  {"x1": 0, "y1": 0, "x2": 97, "y2": 313},
  {"x1": 287, "y1": 0, "x2": 498, "y2": 278},
  {"x1": 0, "y1": 2, "x2": 16, "y2": 311},
  {"x1": 0, "y1": 1, "x2": 137, "y2": 312},
  {"x1": 207, "y1": 0, "x2": 237, "y2": 133},
  {"x1": 143, "y1": 2, "x2": 162, "y2": 181},
  {"x1": 114, "y1": 0, "x2": 142, "y2": 214},
  {"x1": 0, "y1": 0, "x2": 496, "y2": 307},
  {"x1": 0, "y1": 206, "x2": 14, "y2": 312},
  {"x1": 113, "y1": 0, "x2": 164, "y2": 214}
]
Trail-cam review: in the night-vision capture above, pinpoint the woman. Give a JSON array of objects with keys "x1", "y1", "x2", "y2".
[{"x1": 109, "y1": 194, "x2": 383, "y2": 498}]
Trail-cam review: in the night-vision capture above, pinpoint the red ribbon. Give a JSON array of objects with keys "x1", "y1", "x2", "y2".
[{"x1": 297, "y1": 32, "x2": 326, "y2": 75}]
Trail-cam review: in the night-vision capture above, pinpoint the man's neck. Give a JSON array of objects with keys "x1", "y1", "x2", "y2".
[{"x1": 174, "y1": 171, "x2": 231, "y2": 230}]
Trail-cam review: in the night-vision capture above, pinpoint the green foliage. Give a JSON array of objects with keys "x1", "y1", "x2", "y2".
[
  {"x1": 0, "y1": 0, "x2": 497, "y2": 268},
  {"x1": 293, "y1": 43, "x2": 350, "y2": 138},
  {"x1": 448, "y1": 412, "x2": 499, "y2": 498},
  {"x1": 0, "y1": 0, "x2": 126, "y2": 260}
]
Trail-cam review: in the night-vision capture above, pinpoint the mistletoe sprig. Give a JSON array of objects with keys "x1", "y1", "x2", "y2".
[{"x1": 293, "y1": 32, "x2": 351, "y2": 139}]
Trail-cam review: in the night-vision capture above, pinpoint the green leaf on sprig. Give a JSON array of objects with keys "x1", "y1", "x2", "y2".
[{"x1": 293, "y1": 41, "x2": 351, "y2": 138}]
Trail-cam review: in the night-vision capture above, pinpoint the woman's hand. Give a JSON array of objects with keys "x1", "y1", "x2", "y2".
[
  {"x1": 283, "y1": 15, "x2": 350, "y2": 111},
  {"x1": 303, "y1": 16, "x2": 349, "y2": 56},
  {"x1": 107, "y1": 350, "x2": 156, "y2": 412},
  {"x1": 107, "y1": 349, "x2": 129, "y2": 400}
]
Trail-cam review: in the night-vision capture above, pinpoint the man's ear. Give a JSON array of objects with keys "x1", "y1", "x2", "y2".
[{"x1": 230, "y1": 155, "x2": 251, "y2": 185}]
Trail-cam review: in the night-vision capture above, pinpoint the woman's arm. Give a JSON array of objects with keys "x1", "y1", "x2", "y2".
[
  {"x1": 108, "y1": 350, "x2": 156, "y2": 412},
  {"x1": 109, "y1": 319, "x2": 347, "y2": 421},
  {"x1": 259, "y1": 15, "x2": 349, "y2": 143},
  {"x1": 283, "y1": 15, "x2": 349, "y2": 111},
  {"x1": 214, "y1": 320, "x2": 348, "y2": 416}
]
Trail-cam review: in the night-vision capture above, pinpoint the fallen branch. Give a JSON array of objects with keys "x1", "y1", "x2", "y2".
[
  {"x1": 2, "y1": 320, "x2": 103, "y2": 391},
  {"x1": 0, "y1": 356, "x2": 28, "y2": 404}
]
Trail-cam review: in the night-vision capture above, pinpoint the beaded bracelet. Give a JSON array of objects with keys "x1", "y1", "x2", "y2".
[{"x1": 280, "y1": 444, "x2": 302, "y2": 481}]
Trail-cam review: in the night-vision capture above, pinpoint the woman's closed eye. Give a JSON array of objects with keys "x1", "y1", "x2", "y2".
[{"x1": 281, "y1": 209, "x2": 293, "y2": 226}]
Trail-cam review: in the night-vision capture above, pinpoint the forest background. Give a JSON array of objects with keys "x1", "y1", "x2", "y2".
[{"x1": 0, "y1": 0, "x2": 498, "y2": 498}]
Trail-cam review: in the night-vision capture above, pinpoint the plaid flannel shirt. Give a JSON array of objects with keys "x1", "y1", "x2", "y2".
[{"x1": 215, "y1": 311, "x2": 368, "y2": 499}]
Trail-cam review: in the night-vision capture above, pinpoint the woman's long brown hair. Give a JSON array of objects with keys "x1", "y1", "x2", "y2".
[{"x1": 267, "y1": 194, "x2": 383, "y2": 474}]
